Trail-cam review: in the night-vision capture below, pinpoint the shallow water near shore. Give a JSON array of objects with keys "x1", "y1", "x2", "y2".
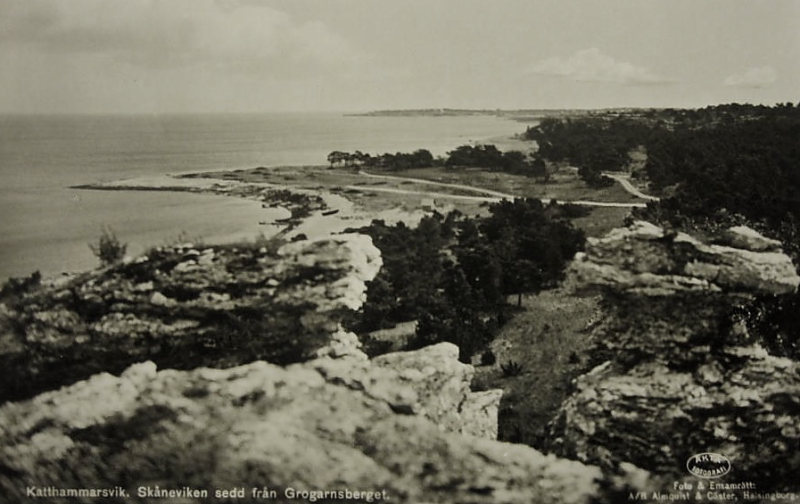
[
  {"x1": 0, "y1": 112, "x2": 529, "y2": 279},
  {"x1": 3, "y1": 189, "x2": 281, "y2": 278}
]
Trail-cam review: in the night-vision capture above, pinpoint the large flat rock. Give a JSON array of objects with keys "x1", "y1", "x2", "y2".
[{"x1": 0, "y1": 344, "x2": 601, "y2": 504}]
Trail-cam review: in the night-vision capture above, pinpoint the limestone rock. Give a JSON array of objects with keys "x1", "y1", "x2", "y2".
[
  {"x1": 0, "y1": 351, "x2": 603, "y2": 504},
  {"x1": 718, "y1": 225, "x2": 783, "y2": 252},
  {"x1": 0, "y1": 234, "x2": 382, "y2": 404},
  {"x1": 460, "y1": 389, "x2": 505, "y2": 439},
  {"x1": 551, "y1": 221, "x2": 800, "y2": 490},
  {"x1": 568, "y1": 220, "x2": 799, "y2": 296},
  {"x1": 313, "y1": 343, "x2": 498, "y2": 436}
]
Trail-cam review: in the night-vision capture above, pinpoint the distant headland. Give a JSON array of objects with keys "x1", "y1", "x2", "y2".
[{"x1": 346, "y1": 108, "x2": 653, "y2": 122}]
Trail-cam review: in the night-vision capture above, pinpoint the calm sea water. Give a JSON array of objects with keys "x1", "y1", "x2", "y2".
[{"x1": 0, "y1": 113, "x2": 528, "y2": 279}]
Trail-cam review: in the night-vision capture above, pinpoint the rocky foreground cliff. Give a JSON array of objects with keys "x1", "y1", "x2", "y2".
[
  {"x1": 0, "y1": 233, "x2": 614, "y2": 504},
  {"x1": 1, "y1": 223, "x2": 798, "y2": 502}
]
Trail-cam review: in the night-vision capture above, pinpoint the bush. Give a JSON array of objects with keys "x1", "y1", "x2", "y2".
[
  {"x1": 0, "y1": 270, "x2": 41, "y2": 301},
  {"x1": 89, "y1": 227, "x2": 127, "y2": 266},
  {"x1": 480, "y1": 349, "x2": 497, "y2": 366},
  {"x1": 501, "y1": 360, "x2": 524, "y2": 377}
]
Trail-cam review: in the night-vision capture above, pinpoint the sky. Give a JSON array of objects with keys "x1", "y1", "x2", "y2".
[{"x1": 0, "y1": 0, "x2": 797, "y2": 113}]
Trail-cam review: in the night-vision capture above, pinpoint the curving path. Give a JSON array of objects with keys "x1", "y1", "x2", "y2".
[
  {"x1": 360, "y1": 171, "x2": 513, "y2": 198},
  {"x1": 356, "y1": 171, "x2": 649, "y2": 208},
  {"x1": 601, "y1": 172, "x2": 660, "y2": 201}
]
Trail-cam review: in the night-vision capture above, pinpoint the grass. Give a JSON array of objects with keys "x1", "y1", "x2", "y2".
[
  {"x1": 187, "y1": 164, "x2": 645, "y2": 220},
  {"x1": 571, "y1": 206, "x2": 632, "y2": 237},
  {"x1": 472, "y1": 288, "x2": 599, "y2": 448}
]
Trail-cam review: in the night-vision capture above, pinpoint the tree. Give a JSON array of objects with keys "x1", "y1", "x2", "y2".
[
  {"x1": 481, "y1": 198, "x2": 584, "y2": 304},
  {"x1": 327, "y1": 151, "x2": 348, "y2": 168},
  {"x1": 530, "y1": 156, "x2": 548, "y2": 181},
  {"x1": 89, "y1": 227, "x2": 127, "y2": 266}
]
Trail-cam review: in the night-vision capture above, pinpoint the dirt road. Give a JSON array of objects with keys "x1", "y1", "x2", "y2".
[{"x1": 356, "y1": 171, "x2": 648, "y2": 208}]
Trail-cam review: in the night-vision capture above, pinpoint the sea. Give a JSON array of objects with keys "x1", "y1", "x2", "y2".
[{"x1": 0, "y1": 113, "x2": 530, "y2": 280}]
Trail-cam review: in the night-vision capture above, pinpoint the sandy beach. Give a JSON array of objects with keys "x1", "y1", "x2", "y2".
[{"x1": 77, "y1": 170, "x2": 432, "y2": 244}]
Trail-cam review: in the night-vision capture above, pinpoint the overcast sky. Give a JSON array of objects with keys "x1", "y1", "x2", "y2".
[{"x1": 0, "y1": 0, "x2": 797, "y2": 113}]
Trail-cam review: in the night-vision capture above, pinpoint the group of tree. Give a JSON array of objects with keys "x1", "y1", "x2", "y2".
[
  {"x1": 327, "y1": 149, "x2": 435, "y2": 170},
  {"x1": 524, "y1": 103, "x2": 800, "y2": 189},
  {"x1": 622, "y1": 103, "x2": 800, "y2": 360},
  {"x1": 523, "y1": 115, "x2": 653, "y2": 187},
  {"x1": 445, "y1": 144, "x2": 547, "y2": 178},
  {"x1": 346, "y1": 198, "x2": 585, "y2": 361},
  {"x1": 328, "y1": 144, "x2": 548, "y2": 179}
]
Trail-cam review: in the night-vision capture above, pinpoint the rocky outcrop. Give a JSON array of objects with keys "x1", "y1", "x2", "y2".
[
  {"x1": 0, "y1": 343, "x2": 606, "y2": 504},
  {"x1": 551, "y1": 221, "x2": 800, "y2": 489},
  {"x1": 314, "y1": 343, "x2": 504, "y2": 438},
  {"x1": 0, "y1": 234, "x2": 381, "y2": 403}
]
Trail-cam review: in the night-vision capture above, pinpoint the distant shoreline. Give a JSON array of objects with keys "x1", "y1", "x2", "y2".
[
  {"x1": 345, "y1": 109, "x2": 546, "y2": 122},
  {"x1": 345, "y1": 108, "x2": 647, "y2": 121}
]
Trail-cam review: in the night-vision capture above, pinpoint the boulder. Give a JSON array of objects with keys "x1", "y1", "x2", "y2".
[
  {"x1": 567, "y1": 221, "x2": 799, "y2": 296},
  {"x1": 313, "y1": 343, "x2": 501, "y2": 436},
  {"x1": 717, "y1": 225, "x2": 783, "y2": 252}
]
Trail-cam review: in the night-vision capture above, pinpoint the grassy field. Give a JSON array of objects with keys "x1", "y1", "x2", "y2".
[
  {"x1": 195, "y1": 163, "x2": 633, "y2": 276},
  {"x1": 389, "y1": 166, "x2": 639, "y2": 203},
  {"x1": 472, "y1": 288, "x2": 600, "y2": 448},
  {"x1": 571, "y1": 206, "x2": 631, "y2": 237},
  {"x1": 197, "y1": 163, "x2": 641, "y2": 223}
]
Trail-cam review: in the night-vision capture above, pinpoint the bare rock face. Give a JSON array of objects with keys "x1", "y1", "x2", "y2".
[
  {"x1": 0, "y1": 234, "x2": 381, "y2": 403},
  {"x1": 551, "y1": 221, "x2": 800, "y2": 489},
  {"x1": 567, "y1": 221, "x2": 799, "y2": 297},
  {"x1": 314, "y1": 343, "x2": 504, "y2": 438},
  {"x1": 0, "y1": 344, "x2": 603, "y2": 504}
]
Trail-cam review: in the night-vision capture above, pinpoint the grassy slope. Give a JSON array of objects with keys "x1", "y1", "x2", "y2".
[
  {"x1": 468, "y1": 205, "x2": 628, "y2": 449},
  {"x1": 472, "y1": 289, "x2": 599, "y2": 447}
]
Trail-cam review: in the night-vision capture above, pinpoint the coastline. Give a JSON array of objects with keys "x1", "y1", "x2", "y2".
[
  {"x1": 32, "y1": 124, "x2": 656, "y2": 282},
  {"x1": 1, "y1": 113, "x2": 532, "y2": 282},
  {"x1": 63, "y1": 152, "x2": 652, "y2": 281},
  {"x1": 1, "y1": 191, "x2": 278, "y2": 282},
  {"x1": 69, "y1": 168, "x2": 430, "y2": 254}
]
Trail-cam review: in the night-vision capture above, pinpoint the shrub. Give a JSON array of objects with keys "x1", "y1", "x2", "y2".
[
  {"x1": 0, "y1": 270, "x2": 41, "y2": 301},
  {"x1": 501, "y1": 360, "x2": 524, "y2": 377},
  {"x1": 89, "y1": 227, "x2": 127, "y2": 266},
  {"x1": 480, "y1": 349, "x2": 497, "y2": 366}
]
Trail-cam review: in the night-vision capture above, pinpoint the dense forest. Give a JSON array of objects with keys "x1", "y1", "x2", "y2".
[
  {"x1": 345, "y1": 199, "x2": 585, "y2": 361},
  {"x1": 526, "y1": 102, "x2": 800, "y2": 358},
  {"x1": 523, "y1": 116, "x2": 649, "y2": 187}
]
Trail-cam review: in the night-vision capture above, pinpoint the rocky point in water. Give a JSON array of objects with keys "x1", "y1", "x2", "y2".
[{"x1": 550, "y1": 221, "x2": 800, "y2": 490}]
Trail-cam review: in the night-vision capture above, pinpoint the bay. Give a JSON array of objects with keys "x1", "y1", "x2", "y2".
[{"x1": 0, "y1": 113, "x2": 528, "y2": 279}]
